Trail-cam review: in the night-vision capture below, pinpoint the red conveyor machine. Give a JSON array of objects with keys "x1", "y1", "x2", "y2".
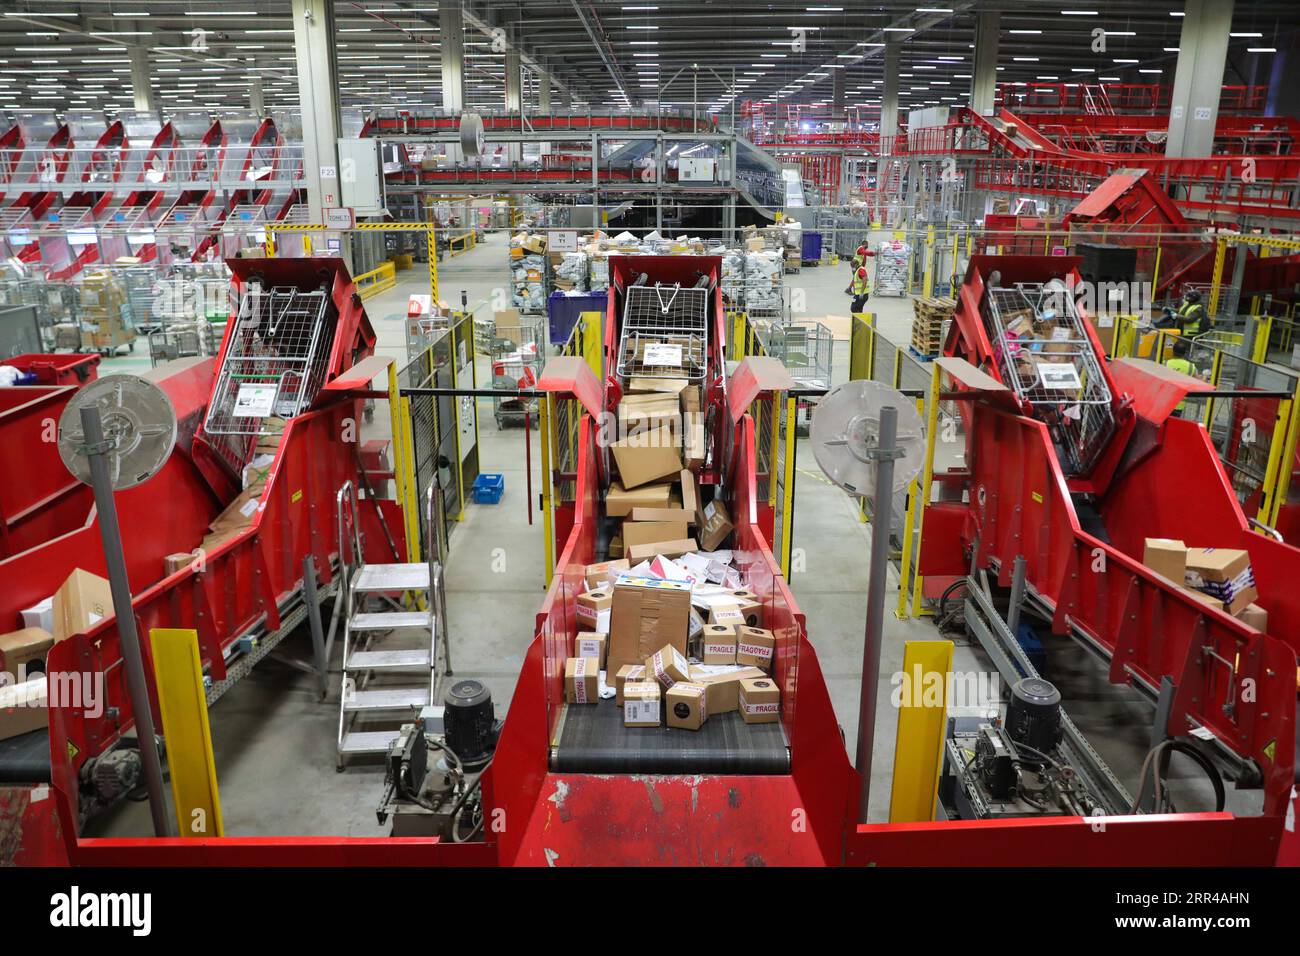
[{"x1": 1, "y1": 254, "x2": 1296, "y2": 866}]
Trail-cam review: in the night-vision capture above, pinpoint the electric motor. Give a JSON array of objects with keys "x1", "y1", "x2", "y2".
[
  {"x1": 443, "y1": 679, "x2": 495, "y2": 770},
  {"x1": 1005, "y1": 677, "x2": 1063, "y2": 754}
]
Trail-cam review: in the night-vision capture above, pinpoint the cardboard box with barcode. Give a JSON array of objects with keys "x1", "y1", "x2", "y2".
[
  {"x1": 615, "y1": 664, "x2": 646, "y2": 704},
  {"x1": 52, "y1": 569, "x2": 114, "y2": 642},
  {"x1": 736, "y1": 625, "x2": 776, "y2": 671},
  {"x1": 611, "y1": 427, "x2": 683, "y2": 489},
  {"x1": 688, "y1": 664, "x2": 765, "y2": 713},
  {"x1": 645, "y1": 644, "x2": 692, "y2": 691},
  {"x1": 585, "y1": 559, "x2": 630, "y2": 589},
  {"x1": 1184, "y1": 547, "x2": 1257, "y2": 616},
  {"x1": 0, "y1": 627, "x2": 54, "y2": 681},
  {"x1": 701, "y1": 623, "x2": 738, "y2": 665},
  {"x1": 606, "y1": 481, "x2": 672, "y2": 517},
  {"x1": 574, "y1": 631, "x2": 607, "y2": 669},
  {"x1": 565, "y1": 656, "x2": 600, "y2": 704},
  {"x1": 607, "y1": 576, "x2": 693, "y2": 671},
  {"x1": 666, "y1": 681, "x2": 709, "y2": 731},
  {"x1": 623, "y1": 681, "x2": 662, "y2": 728},
  {"x1": 696, "y1": 497, "x2": 734, "y2": 551},
  {"x1": 576, "y1": 587, "x2": 613, "y2": 633},
  {"x1": 1142, "y1": 538, "x2": 1187, "y2": 583},
  {"x1": 627, "y1": 538, "x2": 697, "y2": 562},
  {"x1": 0, "y1": 676, "x2": 48, "y2": 743},
  {"x1": 739, "y1": 677, "x2": 781, "y2": 725}
]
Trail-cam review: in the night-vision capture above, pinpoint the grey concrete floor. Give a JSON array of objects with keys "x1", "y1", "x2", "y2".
[{"x1": 89, "y1": 230, "x2": 1214, "y2": 839}]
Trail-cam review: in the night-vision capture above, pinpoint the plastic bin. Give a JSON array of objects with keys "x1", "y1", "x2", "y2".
[
  {"x1": 0, "y1": 353, "x2": 101, "y2": 387},
  {"x1": 547, "y1": 291, "x2": 608, "y2": 346},
  {"x1": 801, "y1": 231, "x2": 823, "y2": 264},
  {"x1": 472, "y1": 473, "x2": 505, "y2": 504}
]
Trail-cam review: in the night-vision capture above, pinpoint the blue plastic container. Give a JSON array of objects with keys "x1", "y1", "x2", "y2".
[
  {"x1": 547, "y1": 290, "x2": 608, "y2": 345},
  {"x1": 801, "y1": 231, "x2": 823, "y2": 263},
  {"x1": 472, "y1": 473, "x2": 505, "y2": 505}
]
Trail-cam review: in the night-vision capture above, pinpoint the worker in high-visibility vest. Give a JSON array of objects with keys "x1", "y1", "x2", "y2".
[
  {"x1": 845, "y1": 245, "x2": 874, "y2": 295},
  {"x1": 850, "y1": 266, "x2": 872, "y2": 313},
  {"x1": 1164, "y1": 337, "x2": 1197, "y2": 414},
  {"x1": 1155, "y1": 290, "x2": 1208, "y2": 336}
]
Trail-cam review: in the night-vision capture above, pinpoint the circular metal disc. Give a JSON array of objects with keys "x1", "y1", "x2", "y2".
[
  {"x1": 57, "y1": 375, "x2": 178, "y2": 490},
  {"x1": 459, "y1": 112, "x2": 485, "y2": 158},
  {"x1": 809, "y1": 379, "x2": 926, "y2": 498}
]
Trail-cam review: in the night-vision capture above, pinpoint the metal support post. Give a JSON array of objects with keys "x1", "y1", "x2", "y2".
[{"x1": 302, "y1": 554, "x2": 329, "y2": 700}]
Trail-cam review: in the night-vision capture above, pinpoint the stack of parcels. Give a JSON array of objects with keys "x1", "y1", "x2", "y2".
[
  {"x1": 551, "y1": 251, "x2": 589, "y2": 292},
  {"x1": 566, "y1": 531, "x2": 781, "y2": 731},
  {"x1": 874, "y1": 240, "x2": 910, "y2": 294},
  {"x1": 1142, "y1": 538, "x2": 1265, "y2": 628},
  {"x1": 77, "y1": 271, "x2": 136, "y2": 352},
  {"x1": 606, "y1": 385, "x2": 707, "y2": 534},
  {"x1": 995, "y1": 306, "x2": 1081, "y2": 394},
  {"x1": 509, "y1": 232, "x2": 547, "y2": 311},
  {"x1": 618, "y1": 333, "x2": 706, "y2": 383},
  {"x1": 743, "y1": 251, "x2": 783, "y2": 311},
  {"x1": 201, "y1": 418, "x2": 288, "y2": 552},
  {"x1": 720, "y1": 251, "x2": 746, "y2": 306}
]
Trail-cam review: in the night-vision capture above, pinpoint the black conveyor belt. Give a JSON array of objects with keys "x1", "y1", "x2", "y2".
[
  {"x1": 551, "y1": 701, "x2": 790, "y2": 774},
  {"x1": 0, "y1": 728, "x2": 51, "y2": 783}
]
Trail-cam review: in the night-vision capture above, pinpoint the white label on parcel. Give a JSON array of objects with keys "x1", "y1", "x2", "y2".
[
  {"x1": 233, "y1": 383, "x2": 278, "y2": 418},
  {"x1": 643, "y1": 343, "x2": 683, "y2": 367},
  {"x1": 1037, "y1": 363, "x2": 1082, "y2": 391}
]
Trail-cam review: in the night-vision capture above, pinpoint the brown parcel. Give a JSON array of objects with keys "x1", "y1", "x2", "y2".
[
  {"x1": 709, "y1": 604, "x2": 746, "y2": 629},
  {"x1": 626, "y1": 538, "x2": 697, "y2": 562},
  {"x1": 739, "y1": 677, "x2": 781, "y2": 724},
  {"x1": 1142, "y1": 538, "x2": 1187, "y2": 583},
  {"x1": 574, "y1": 632, "x2": 607, "y2": 669},
  {"x1": 0, "y1": 677, "x2": 47, "y2": 742},
  {"x1": 564, "y1": 656, "x2": 600, "y2": 705},
  {"x1": 623, "y1": 681, "x2": 661, "y2": 728},
  {"x1": 701, "y1": 623, "x2": 738, "y2": 665},
  {"x1": 0, "y1": 628, "x2": 55, "y2": 680},
  {"x1": 1235, "y1": 603, "x2": 1268, "y2": 631},
  {"x1": 622, "y1": 520, "x2": 689, "y2": 548},
  {"x1": 666, "y1": 681, "x2": 708, "y2": 731},
  {"x1": 605, "y1": 481, "x2": 672, "y2": 517},
  {"x1": 615, "y1": 664, "x2": 646, "y2": 704},
  {"x1": 678, "y1": 469, "x2": 700, "y2": 518},
  {"x1": 644, "y1": 644, "x2": 692, "y2": 691},
  {"x1": 576, "y1": 587, "x2": 613, "y2": 633},
  {"x1": 611, "y1": 431, "x2": 683, "y2": 489},
  {"x1": 53, "y1": 569, "x2": 114, "y2": 642},
  {"x1": 736, "y1": 625, "x2": 776, "y2": 671},
  {"x1": 697, "y1": 498, "x2": 734, "y2": 551},
  {"x1": 163, "y1": 552, "x2": 196, "y2": 576},
  {"x1": 629, "y1": 506, "x2": 695, "y2": 526},
  {"x1": 584, "y1": 559, "x2": 629, "y2": 589},
  {"x1": 1184, "y1": 547, "x2": 1258, "y2": 616},
  {"x1": 681, "y1": 411, "x2": 706, "y2": 471},
  {"x1": 688, "y1": 665, "x2": 765, "y2": 713},
  {"x1": 726, "y1": 589, "x2": 766, "y2": 628},
  {"x1": 1177, "y1": 584, "x2": 1223, "y2": 612},
  {"x1": 607, "y1": 577, "x2": 693, "y2": 672}
]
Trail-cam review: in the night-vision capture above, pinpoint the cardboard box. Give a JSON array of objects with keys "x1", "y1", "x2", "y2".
[
  {"x1": 680, "y1": 385, "x2": 702, "y2": 414},
  {"x1": 1184, "y1": 548, "x2": 1257, "y2": 616},
  {"x1": 564, "y1": 656, "x2": 600, "y2": 704},
  {"x1": 1143, "y1": 538, "x2": 1187, "y2": 583},
  {"x1": 606, "y1": 481, "x2": 672, "y2": 517},
  {"x1": 709, "y1": 604, "x2": 746, "y2": 629},
  {"x1": 0, "y1": 628, "x2": 55, "y2": 680},
  {"x1": 615, "y1": 664, "x2": 646, "y2": 704},
  {"x1": 626, "y1": 377, "x2": 689, "y2": 395},
  {"x1": 645, "y1": 644, "x2": 692, "y2": 691},
  {"x1": 607, "y1": 576, "x2": 693, "y2": 672},
  {"x1": 53, "y1": 569, "x2": 113, "y2": 641},
  {"x1": 629, "y1": 506, "x2": 695, "y2": 526},
  {"x1": 739, "y1": 677, "x2": 781, "y2": 724},
  {"x1": 164, "y1": 552, "x2": 196, "y2": 576},
  {"x1": 622, "y1": 520, "x2": 689, "y2": 549},
  {"x1": 697, "y1": 498, "x2": 733, "y2": 551},
  {"x1": 679, "y1": 469, "x2": 700, "y2": 519},
  {"x1": 209, "y1": 483, "x2": 268, "y2": 533},
  {"x1": 574, "y1": 631, "x2": 607, "y2": 668},
  {"x1": 1235, "y1": 603, "x2": 1268, "y2": 631},
  {"x1": 611, "y1": 430, "x2": 683, "y2": 489},
  {"x1": 19, "y1": 598, "x2": 54, "y2": 634},
  {"x1": 576, "y1": 587, "x2": 613, "y2": 633},
  {"x1": 736, "y1": 625, "x2": 775, "y2": 671},
  {"x1": 627, "y1": 538, "x2": 697, "y2": 562},
  {"x1": 0, "y1": 676, "x2": 47, "y2": 742},
  {"x1": 682, "y1": 411, "x2": 706, "y2": 471},
  {"x1": 688, "y1": 665, "x2": 766, "y2": 714},
  {"x1": 701, "y1": 623, "x2": 738, "y2": 665},
  {"x1": 623, "y1": 681, "x2": 661, "y2": 727},
  {"x1": 1177, "y1": 584, "x2": 1224, "y2": 612},
  {"x1": 666, "y1": 681, "x2": 708, "y2": 730},
  {"x1": 728, "y1": 590, "x2": 765, "y2": 628},
  {"x1": 584, "y1": 559, "x2": 630, "y2": 589}
]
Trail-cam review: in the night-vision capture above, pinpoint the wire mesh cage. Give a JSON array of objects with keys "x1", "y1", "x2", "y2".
[
  {"x1": 757, "y1": 319, "x2": 833, "y2": 390},
  {"x1": 616, "y1": 281, "x2": 709, "y2": 382},
  {"x1": 203, "y1": 282, "x2": 338, "y2": 455},
  {"x1": 982, "y1": 279, "x2": 1115, "y2": 476}
]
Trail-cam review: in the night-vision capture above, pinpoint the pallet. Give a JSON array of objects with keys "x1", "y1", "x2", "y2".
[{"x1": 908, "y1": 345, "x2": 938, "y2": 362}]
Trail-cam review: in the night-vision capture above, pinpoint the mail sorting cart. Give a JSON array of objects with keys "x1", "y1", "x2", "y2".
[
  {"x1": 981, "y1": 278, "x2": 1116, "y2": 477},
  {"x1": 615, "y1": 278, "x2": 710, "y2": 383},
  {"x1": 756, "y1": 319, "x2": 833, "y2": 432},
  {"x1": 492, "y1": 338, "x2": 544, "y2": 428}
]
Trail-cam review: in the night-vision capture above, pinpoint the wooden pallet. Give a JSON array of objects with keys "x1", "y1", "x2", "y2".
[{"x1": 911, "y1": 295, "x2": 955, "y2": 355}]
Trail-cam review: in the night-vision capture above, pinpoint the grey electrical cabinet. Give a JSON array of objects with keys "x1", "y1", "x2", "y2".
[{"x1": 337, "y1": 138, "x2": 384, "y2": 216}]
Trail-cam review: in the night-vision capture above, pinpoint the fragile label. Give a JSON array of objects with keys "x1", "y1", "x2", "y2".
[
  {"x1": 737, "y1": 641, "x2": 773, "y2": 661},
  {"x1": 233, "y1": 383, "x2": 278, "y2": 418},
  {"x1": 741, "y1": 699, "x2": 779, "y2": 715},
  {"x1": 573, "y1": 658, "x2": 589, "y2": 703},
  {"x1": 576, "y1": 605, "x2": 610, "y2": 632}
]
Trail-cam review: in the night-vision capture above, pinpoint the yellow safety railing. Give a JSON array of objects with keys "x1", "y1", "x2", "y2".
[
  {"x1": 354, "y1": 261, "x2": 397, "y2": 300},
  {"x1": 448, "y1": 232, "x2": 477, "y2": 256}
]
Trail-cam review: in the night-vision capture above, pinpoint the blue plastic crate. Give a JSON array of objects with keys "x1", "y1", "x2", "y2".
[{"x1": 472, "y1": 473, "x2": 505, "y2": 504}]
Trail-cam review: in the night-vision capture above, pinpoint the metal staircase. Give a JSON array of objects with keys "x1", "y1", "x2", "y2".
[{"x1": 335, "y1": 483, "x2": 451, "y2": 769}]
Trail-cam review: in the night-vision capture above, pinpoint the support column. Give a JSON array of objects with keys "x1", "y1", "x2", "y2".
[
  {"x1": 291, "y1": 0, "x2": 342, "y2": 222},
  {"x1": 832, "y1": 68, "x2": 846, "y2": 120},
  {"x1": 539, "y1": 71, "x2": 553, "y2": 114},
  {"x1": 1166, "y1": 0, "x2": 1234, "y2": 159},
  {"x1": 439, "y1": 3, "x2": 465, "y2": 113},
  {"x1": 970, "y1": 10, "x2": 999, "y2": 116},
  {"x1": 880, "y1": 43, "x2": 900, "y2": 144},
  {"x1": 505, "y1": 39, "x2": 522, "y2": 164},
  {"x1": 130, "y1": 47, "x2": 156, "y2": 115},
  {"x1": 249, "y1": 73, "x2": 265, "y2": 116}
]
